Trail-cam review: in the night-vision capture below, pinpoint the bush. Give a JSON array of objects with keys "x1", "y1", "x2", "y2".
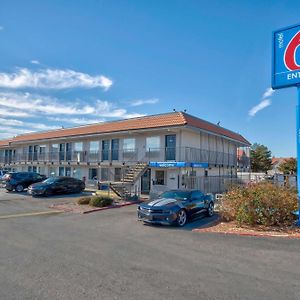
[
  {"x1": 89, "y1": 196, "x2": 113, "y2": 207},
  {"x1": 219, "y1": 182, "x2": 298, "y2": 227},
  {"x1": 77, "y1": 196, "x2": 92, "y2": 205}
]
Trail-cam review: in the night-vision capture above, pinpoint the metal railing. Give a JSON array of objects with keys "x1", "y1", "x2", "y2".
[{"x1": 0, "y1": 147, "x2": 242, "y2": 167}]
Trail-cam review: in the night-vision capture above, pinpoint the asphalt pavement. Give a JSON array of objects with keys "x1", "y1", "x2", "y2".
[{"x1": 0, "y1": 189, "x2": 299, "y2": 300}]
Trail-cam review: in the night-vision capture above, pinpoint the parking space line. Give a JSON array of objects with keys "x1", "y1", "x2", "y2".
[{"x1": 0, "y1": 210, "x2": 64, "y2": 220}]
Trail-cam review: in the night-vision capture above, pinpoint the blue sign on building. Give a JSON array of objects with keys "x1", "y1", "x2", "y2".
[
  {"x1": 149, "y1": 161, "x2": 209, "y2": 168},
  {"x1": 149, "y1": 161, "x2": 190, "y2": 168},
  {"x1": 272, "y1": 24, "x2": 300, "y2": 89},
  {"x1": 190, "y1": 162, "x2": 209, "y2": 168}
]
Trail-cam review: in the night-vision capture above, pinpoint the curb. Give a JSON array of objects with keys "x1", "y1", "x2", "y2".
[{"x1": 193, "y1": 227, "x2": 300, "y2": 239}]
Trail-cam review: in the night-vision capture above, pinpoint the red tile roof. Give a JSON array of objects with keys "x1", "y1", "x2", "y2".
[
  {"x1": 0, "y1": 112, "x2": 250, "y2": 147},
  {"x1": 0, "y1": 139, "x2": 10, "y2": 148},
  {"x1": 183, "y1": 113, "x2": 250, "y2": 145}
]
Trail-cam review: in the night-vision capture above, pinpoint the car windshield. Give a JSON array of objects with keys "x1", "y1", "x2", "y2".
[
  {"x1": 43, "y1": 177, "x2": 57, "y2": 184},
  {"x1": 159, "y1": 191, "x2": 191, "y2": 201}
]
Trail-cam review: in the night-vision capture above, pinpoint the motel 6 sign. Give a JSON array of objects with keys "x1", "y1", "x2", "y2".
[
  {"x1": 272, "y1": 24, "x2": 300, "y2": 89},
  {"x1": 272, "y1": 23, "x2": 300, "y2": 225}
]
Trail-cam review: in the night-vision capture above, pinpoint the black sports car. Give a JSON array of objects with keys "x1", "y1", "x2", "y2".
[
  {"x1": 28, "y1": 176, "x2": 85, "y2": 197},
  {"x1": 137, "y1": 189, "x2": 214, "y2": 227}
]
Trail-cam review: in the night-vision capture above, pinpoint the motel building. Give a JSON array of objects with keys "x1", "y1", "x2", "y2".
[{"x1": 0, "y1": 112, "x2": 250, "y2": 197}]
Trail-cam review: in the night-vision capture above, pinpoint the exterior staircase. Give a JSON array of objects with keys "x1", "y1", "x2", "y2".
[{"x1": 109, "y1": 162, "x2": 148, "y2": 199}]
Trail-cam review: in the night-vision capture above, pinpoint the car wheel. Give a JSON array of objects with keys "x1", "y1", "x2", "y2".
[
  {"x1": 15, "y1": 184, "x2": 24, "y2": 192},
  {"x1": 206, "y1": 202, "x2": 214, "y2": 217},
  {"x1": 176, "y1": 209, "x2": 187, "y2": 227}
]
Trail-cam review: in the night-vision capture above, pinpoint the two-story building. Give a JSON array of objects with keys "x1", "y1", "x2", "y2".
[{"x1": 0, "y1": 111, "x2": 250, "y2": 195}]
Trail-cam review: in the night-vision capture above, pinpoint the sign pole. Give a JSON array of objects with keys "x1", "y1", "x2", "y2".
[{"x1": 297, "y1": 87, "x2": 300, "y2": 226}]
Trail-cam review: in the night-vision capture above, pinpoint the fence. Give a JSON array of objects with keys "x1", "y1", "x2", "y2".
[
  {"x1": 183, "y1": 175, "x2": 244, "y2": 194},
  {"x1": 183, "y1": 173, "x2": 297, "y2": 194}
]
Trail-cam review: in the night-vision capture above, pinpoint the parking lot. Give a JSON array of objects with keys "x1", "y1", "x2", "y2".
[
  {"x1": 0, "y1": 188, "x2": 300, "y2": 300},
  {"x1": 0, "y1": 187, "x2": 90, "y2": 217}
]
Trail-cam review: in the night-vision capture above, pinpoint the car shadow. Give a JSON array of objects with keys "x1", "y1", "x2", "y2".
[
  {"x1": 33, "y1": 191, "x2": 93, "y2": 199},
  {"x1": 4, "y1": 190, "x2": 93, "y2": 199},
  {"x1": 142, "y1": 213, "x2": 220, "y2": 231}
]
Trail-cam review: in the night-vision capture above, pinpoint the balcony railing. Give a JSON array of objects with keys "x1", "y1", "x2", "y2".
[{"x1": 0, "y1": 147, "x2": 239, "y2": 167}]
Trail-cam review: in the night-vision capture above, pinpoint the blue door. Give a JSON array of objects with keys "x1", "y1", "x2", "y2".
[
  {"x1": 66, "y1": 143, "x2": 72, "y2": 161},
  {"x1": 59, "y1": 144, "x2": 65, "y2": 161},
  {"x1": 102, "y1": 140, "x2": 109, "y2": 161},
  {"x1": 111, "y1": 139, "x2": 119, "y2": 160},
  {"x1": 165, "y1": 135, "x2": 176, "y2": 161}
]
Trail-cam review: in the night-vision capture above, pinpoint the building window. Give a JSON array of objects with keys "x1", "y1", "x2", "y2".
[
  {"x1": 74, "y1": 142, "x2": 83, "y2": 151},
  {"x1": 59, "y1": 167, "x2": 65, "y2": 176},
  {"x1": 114, "y1": 168, "x2": 121, "y2": 181},
  {"x1": 102, "y1": 140, "x2": 110, "y2": 161},
  {"x1": 51, "y1": 144, "x2": 59, "y2": 161},
  {"x1": 89, "y1": 168, "x2": 98, "y2": 180},
  {"x1": 155, "y1": 170, "x2": 165, "y2": 185},
  {"x1": 39, "y1": 145, "x2": 46, "y2": 160},
  {"x1": 123, "y1": 138, "x2": 135, "y2": 152},
  {"x1": 73, "y1": 167, "x2": 82, "y2": 180},
  {"x1": 90, "y1": 141, "x2": 99, "y2": 152},
  {"x1": 101, "y1": 168, "x2": 109, "y2": 181},
  {"x1": 51, "y1": 144, "x2": 59, "y2": 151},
  {"x1": 49, "y1": 167, "x2": 57, "y2": 177},
  {"x1": 146, "y1": 136, "x2": 160, "y2": 150},
  {"x1": 65, "y1": 167, "x2": 71, "y2": 177}
]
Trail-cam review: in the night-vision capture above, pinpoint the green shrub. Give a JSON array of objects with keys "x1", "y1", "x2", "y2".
[
  {"x1": 89, "y1": 196, "x2": 113, "y2": 207},
  {"x1": 219, "y1": 182, "x2": 298, "y2": 227},
  {"x1": 77, "y1": 196, "x2": 92, "y2": 205}
]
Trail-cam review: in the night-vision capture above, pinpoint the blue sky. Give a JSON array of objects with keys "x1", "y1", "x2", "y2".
[{"x1": 0, "y1": 0, "x2": 299, "y2": 157}]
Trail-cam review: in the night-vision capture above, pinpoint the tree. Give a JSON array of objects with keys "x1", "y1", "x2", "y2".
[
  {"x1": 250, "y1": 143, "x2": 272, "y2": 173},
  {"x1": 278, "y1": 158, "x2": 297, "y2": 174}
]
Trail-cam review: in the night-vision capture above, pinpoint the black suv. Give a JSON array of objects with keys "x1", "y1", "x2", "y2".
[{"x1": 3, "y1": 172, "x2": 47, "y2": 192}]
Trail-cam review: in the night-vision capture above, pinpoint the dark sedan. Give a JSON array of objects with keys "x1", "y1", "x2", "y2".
[
  {"x1": 3, "y1": 172, "x2": 47, "y2": 192},
  {"x1": 28, "y1": 176, "x2": 85, "y2": 197},
  {"x1": 137, "y1": 190, "x2": 214, "y2": 227}
]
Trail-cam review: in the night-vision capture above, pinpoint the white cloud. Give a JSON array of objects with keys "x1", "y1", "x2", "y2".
[
  {"x1": 248, "y1": 87, "x2": 275, "y2": 117},
  {"x1": 0, "y1": 68, "x2": 113, "y2": 90},
  {"x1": 262, "y1": 88, "x2": 275, "y2": 98},
  {"x1": 0, "y1": 126, "x2": 34, "y2": 135},
  {"x1": 248, "y1": 99, "x2": 271, "y2": 117},
  {"x1": 30, "y1": 60, "x2": 40, "y2": 65},
  {"x1": 0, "y1": 92, "x2": 95, "y2": 115},
  {"x1": 124, "y1": 113, "x2": 146, "y2": 118},
  {"x1": 0, "y1": 118, "x2": 59, "y2": 130},
  {"x1": 0, "y1": 91, "x2": 146, "y2": 123},
  {"x1": 130, "y1": 98, "x2": 159, "y2": 106},
  {"x1": 47, "y1": 117, "x2": 105, "y2": 125},
  {"x1": 0, "y1": 107, "x2": 30, "y2": 117}
]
